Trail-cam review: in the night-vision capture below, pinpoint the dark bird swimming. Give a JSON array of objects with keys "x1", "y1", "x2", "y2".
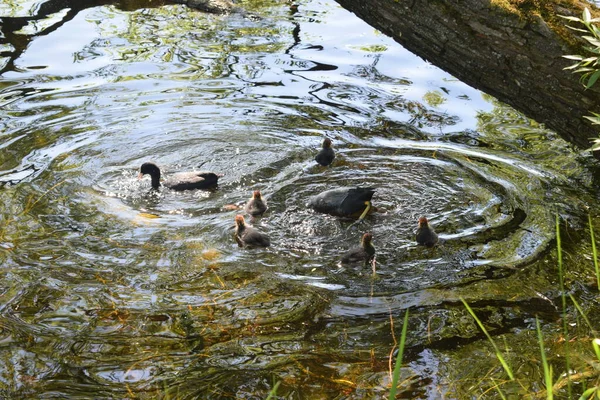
[
  {"x1": 308, "y1": 187, "x2": 376, "y2": 219},
  {"x1": 138, "y1": 162, "x2": 221, "y2": 191}
]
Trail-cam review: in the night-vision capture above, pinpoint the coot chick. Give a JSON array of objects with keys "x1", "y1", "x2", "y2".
[
  {"x1": 315, "y1": 138, "x2": 335, "y2": 166},
  {"x1": 341, "y1": 232, "x2": 375, "y2": 265},
  {"x1": 234, "y1": 215, "x2": 271, "y2": 247},
  {"x1": 308, "y1": 187, "x2": 375, "y2": 219},
  {"x1": 139, "y1": 162, "x2": 221, "y2": 191},
  {"x1": 416, "y1": 216, "x2": 438, "y2": 247},
  {"x1": 244, "y1": 190, "x2": 268, "y2": 216}
]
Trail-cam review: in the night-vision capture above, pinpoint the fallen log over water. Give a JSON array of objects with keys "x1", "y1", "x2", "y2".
[{"x1": 334, "y1": 0, "x2": 600, "y2": 152}]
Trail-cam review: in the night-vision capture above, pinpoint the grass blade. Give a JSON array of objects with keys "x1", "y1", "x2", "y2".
[
  {"x1": 588, "y1": 214, "x2": 600, "y2": 291},
  {"x1": 556, "y1": 215, "x2": 572, "y2": 397},
  {"x1": 592, "y1": 339, "x2": 600, "y2": 363},
  {"x1": 537, "y1": 318, "x2": 554, "y2": 400},
  {"x1": 579, "y1": 387, "x2": 599, "y2": 400},
  {"x1": 490, "y1": 377, "x2": 508, "y2": 400},
  {"x1": 389, "y1": 309, "x2": 409, "y2": 400},
  {"x1": 569, "y1": 294, "x2": 598, "y2": 336},
  {"x1": 461, "y1": 298, "x2": 514, "y2": 380},
  {"x1": 266, "y1": 381, "x2": 280, "y2": 400}
]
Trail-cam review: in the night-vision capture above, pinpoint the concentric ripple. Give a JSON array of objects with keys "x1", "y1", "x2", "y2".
[{"x1": 0, "y1": 0, "x2": 596, "y2": 398}]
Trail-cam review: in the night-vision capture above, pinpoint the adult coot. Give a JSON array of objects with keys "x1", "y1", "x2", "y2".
[
  {"x1": 315, "y1": 138, "x2": 335, "y2": 166},
  {"x1": 341, "y1": 232, "x2": 375, "y2": 265},
  {"x1": 308, "y1": 187, "x2": 375, "y2": 219},
  {"x1": 234, "y1": 215, "x2": 271, "y2": 247},
  {"x1": 415, "y1": 216, "x2": 438, "y2": 247},
  {"x1": 139, "y1": 162, "x2": 221, "y2": 191},
  {"x1": 244, "y1": 190, "x2": 268, "y2": 216}
]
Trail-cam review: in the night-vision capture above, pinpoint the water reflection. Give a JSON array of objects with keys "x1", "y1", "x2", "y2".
[{"x1": 0, "y1": 0, "x2": 597, "y2": 398}]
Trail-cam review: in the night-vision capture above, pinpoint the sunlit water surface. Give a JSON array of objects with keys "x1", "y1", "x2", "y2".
[{"x1": 0, "y1": 0, "x2": 599, "y2": 398}]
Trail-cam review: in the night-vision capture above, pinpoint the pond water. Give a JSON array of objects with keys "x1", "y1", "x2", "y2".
[{"x1": 1, "y1": 0, "x2": 600, "y2": 398}]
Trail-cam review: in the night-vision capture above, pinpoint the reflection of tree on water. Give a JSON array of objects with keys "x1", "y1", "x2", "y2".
[
  {"x1": 333, "y1": 0, "x2": 600, "y2": 153},
  {"x1": 0, "y1": 0, "x2": 248, "y2": 76},
  {"x1": 1, "y1": 1, "x2": 142, "y2": 75}
]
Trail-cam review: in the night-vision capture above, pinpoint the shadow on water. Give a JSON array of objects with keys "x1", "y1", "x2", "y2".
[{"x1": 0, "y1": 0, "x2": 599, "y2": 398}]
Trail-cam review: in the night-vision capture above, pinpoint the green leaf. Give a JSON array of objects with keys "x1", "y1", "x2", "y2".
[
  {"x1": 559, "y1": 15, "x2": 582, "y2": 22},
  {"x1": 584, "y1": 115, "x2": 600, "y2": 124},
  {"x1": 578, "y1": 387, "x2": 598, "y2": 400},
  {"x1": 592, "y1": 339, "x2": 600, "y2": 362},
  {"x1": 584, "y1": 8, "x2": 592, "y2": 24},
  {"x1": 583, "y1": 36, "x2": 600, "y2": 47},
  {"x1": 590, "y1": 142, "x2": 600, "y2": 152},
  {"x1": 586, "y1": 70, "x2": 600, "y2": 88},
  {"x1": 566, "y1": 26, "x2": 590, "y2": 33},
  {"x1": 563, "y1": 55, "x2": 584, "y2": 60}
]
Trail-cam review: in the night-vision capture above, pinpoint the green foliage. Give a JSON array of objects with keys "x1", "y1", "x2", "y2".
[
  {"x1": 389, "y1": 310, "x2": 409, "y2": 400},
  {"x1": 265, "y1": 381, "x2": 280, "y2": 400},
  {"x1": 569, "y1": 295, "x2": 600, "y2": 400},
  {"x1": 536, "y1": 318, "x2": 554, "y2": 400},
  {"x1": 461, "y1": 298, "x2": 515, "y2": 381},
  {"x1": 562, "y1": 8, "x2": 600, "y2": 151},
  {"x1": 556, "y1": 214, "x2": 573, "y2": 397},
  {"x1": 588, "y1": 214, "x2": 600, "y2": 291},
  {"x1": 580, "y1": 386, "x2": 600, "y2": 400},
  {"x1": 562, "y1": 8, "x2": 600, "y2": 89}
]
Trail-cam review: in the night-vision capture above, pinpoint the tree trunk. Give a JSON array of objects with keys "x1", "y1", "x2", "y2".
[{"x1": 334, "y1": 0, "x2": 600, "y2": 151}]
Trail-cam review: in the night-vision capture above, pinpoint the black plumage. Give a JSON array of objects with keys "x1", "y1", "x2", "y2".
[
  {"x1": 244, "y1": 190, "x2": 268, "y2": 216},
  {"x1": 139, "y1": 162, "x2": 220, "y2": 191},
  {"x1": 315, "y1": 138, "x2": 335, "y2": 166},
  {"x1": 308, "y1": 187, "x2": 375, "y2": 218},
  {"x1": 416, "y1": 216, "x2": 438, "y2": 247}
]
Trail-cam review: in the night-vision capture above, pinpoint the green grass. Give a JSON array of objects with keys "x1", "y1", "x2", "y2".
[
  {"x1": 556, "y1": 214, "x2": 572, "y2": 398},
  {"x1": 589, "y1": 214, "x2": 600, "y2": 291},
  {"x1": 490, "y1": 377, "x2": 508, "y2": 400},
  {"x1": 537, "y1": 317, "x2": 554, "y2": 400},
  {"x1": 265, "y1": 381, "x2": 280, "y2": 400},
  {"x1": 461, "y1": 298, "x2": 514, "y2": 381},
  {"x1": 389, "y1": 309, "x2": 409, "y2": 400},
  {"x1": 568, "y1": 294, "x2": 600, "y2": 399},
  {"x1": 570, "y1": 294, "x2": 597, "y2": 336}
]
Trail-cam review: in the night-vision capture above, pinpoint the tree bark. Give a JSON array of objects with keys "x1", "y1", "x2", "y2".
[{"x1": 334, "y1": 0, "x2": 600, "y2": 151}]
